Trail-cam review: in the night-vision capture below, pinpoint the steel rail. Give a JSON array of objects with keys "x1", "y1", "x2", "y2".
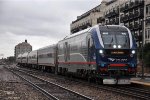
[
  {"x1": 115, "y1": 86, "x2": 150, "y2": 95},
  {"x1": 6, "y1": 66, "x2": 93, "y2": 100},
  {"x1": 16, "y1": 66, "x2": 150, "y2": 100},
  {"x1": 5, "y1": 66, "x2": 59, "y2": 100},
  {"x1": 94, "y1": 85, "x2": 150, "y2": 100},
  {"x1": 17, "y1": 69, "x2": 93, "y2": 100}
]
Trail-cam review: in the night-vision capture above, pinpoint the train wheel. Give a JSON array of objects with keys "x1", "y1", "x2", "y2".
[
  {"x1": 96, "y1": 77, "x2": 103, "y2": 85},
  {"x1": 88, "y1": 76, "x2": 92, "y2": 83}
]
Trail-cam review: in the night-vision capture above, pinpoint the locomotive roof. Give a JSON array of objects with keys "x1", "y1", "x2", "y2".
[
  {"x1": 28, "y1": 50, "x2": 37, "y2": 56},
  {"x1": 62, "y1": 27, "x2": 91, "y2": 40},
  {"x1": 38, "y1": 44, "x2": 56, "y2": 50},
  {"x1": 99, "y1": 25, "x2": 128, "y2": 32},
  {"x1": 58, "y1": 25, "x2": 128, "y2": 43},
  {"x1": 17, "y1": 54, "x2": 22, "y2": 58},
  {"x1": 21, "y1": 52, "x2": 29, "y2": 57}
]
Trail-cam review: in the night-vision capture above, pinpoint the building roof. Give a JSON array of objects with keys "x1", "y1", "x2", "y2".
[
  {"x1": 72, "y1": 4, "x2": 101, "y2": 24},
  {"x1": 15, "y1": 40, "x2": 32, "y2": 47}
]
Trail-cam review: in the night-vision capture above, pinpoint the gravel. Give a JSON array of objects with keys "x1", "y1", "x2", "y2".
[
  {"x1": 40, "y1": 76, "x2": 138, "y2": 100},
  {"x1": 0, "y1": 65, "x2": 49, "y2": 100},
  {"x1": 8, "y1": 64, "x2": 140, "y2": 100},
  {"x1": 16, "y1": 66, "x2": 139, "y2": 100}
]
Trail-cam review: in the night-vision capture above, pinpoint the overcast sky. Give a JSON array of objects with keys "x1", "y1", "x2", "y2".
[{"x1": 0, "y1": 0, "x2": 102, "y2": 58}]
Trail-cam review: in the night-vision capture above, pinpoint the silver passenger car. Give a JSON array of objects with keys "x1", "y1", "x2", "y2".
[
  {"x1": 16, "y1": 54, "x2": 22, "y2": 65},
  {"x1": 38, "y1": 45, "x2": 56, "y2": 71},
  {"x1": 21, "y1": 52, "x2": 29, "y2": 66},
  {"x1": 28, "y1": 50, "x2": 38, "y2": 66}
]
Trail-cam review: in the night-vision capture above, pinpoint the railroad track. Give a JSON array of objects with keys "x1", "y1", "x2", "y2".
[
  {"x1": 12, "y1": 66, "x2": 150, "y2": 100},
  {"x1": 98, "y1": 85, "x2": 150, "y2": 100},
  {"x1": 5, "y1": 66, "x2": 93, "y2": 100}
]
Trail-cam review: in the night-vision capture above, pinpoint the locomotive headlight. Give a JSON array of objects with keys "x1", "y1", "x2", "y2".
[
  {"x1": 99, "y1": 50, "x2": 103, "y2": 54},
  {"x1": 131, "y1": 50, "x2": 135, "y2": 54},
  {"x1": 118, "y1": 45, "x2": 121, "y2": 48},
  {"x1": 113, "y1": 45, "x2": 117, "y2": 48}
]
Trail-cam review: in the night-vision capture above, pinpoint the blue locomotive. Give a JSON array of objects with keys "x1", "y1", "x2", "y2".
[{"x1": 17, "y1": 25, "x2": 137, "y2": 84}]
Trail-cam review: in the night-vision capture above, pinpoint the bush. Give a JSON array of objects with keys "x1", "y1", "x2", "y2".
[
  {"x1": 143, "y1": 43, "x2": 150, "y2": 67},
  {"x1": 144, "y1": 52, "x2": 150, "y2": 67}
]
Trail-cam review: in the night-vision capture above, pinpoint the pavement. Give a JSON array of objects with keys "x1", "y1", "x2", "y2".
[{"x1": 131, "y1": 76, "x2": 150, "y2": 86}]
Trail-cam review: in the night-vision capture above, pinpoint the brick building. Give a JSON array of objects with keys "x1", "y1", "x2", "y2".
[{"x1": 14, "y1": 40, "x2": 32, "y2": 59}]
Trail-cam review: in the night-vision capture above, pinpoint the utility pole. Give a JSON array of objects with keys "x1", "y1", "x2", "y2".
[
  {"x1": 141, "y1": 0, "x2": 147, "y2": 79},
  {"x1": 141, "y1": 19, "x2": 145, "y2": 79}
]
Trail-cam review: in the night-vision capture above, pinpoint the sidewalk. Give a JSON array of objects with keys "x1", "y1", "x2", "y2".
[{"x1": 131, "y1": 77, "x2": 150, "y2": 86}]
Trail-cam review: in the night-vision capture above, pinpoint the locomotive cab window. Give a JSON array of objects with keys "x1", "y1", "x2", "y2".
[{"x1": 101, "y1": 31, "x2": 130, "y2": 49}]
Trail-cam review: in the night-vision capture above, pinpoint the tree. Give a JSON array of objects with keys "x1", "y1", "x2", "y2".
[
  {"x1": 144, "y1": 52, "x2": 150, "y2": 67},
  {"x1": 143, "y1": 43, "x2": 150, "y2": 67}
]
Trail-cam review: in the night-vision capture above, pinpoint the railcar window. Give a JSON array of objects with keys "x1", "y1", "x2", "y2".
[{"x1": 47, "y1": 53, "x2": 52, "y2": 57}]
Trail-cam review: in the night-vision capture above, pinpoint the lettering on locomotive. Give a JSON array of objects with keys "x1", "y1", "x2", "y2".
[{"x1": 111, "y1": 51, "x2": 124, "y2": 54}]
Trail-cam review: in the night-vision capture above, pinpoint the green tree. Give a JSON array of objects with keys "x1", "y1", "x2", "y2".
[
  {"x1": 143, "y1": 43, "x2": 150, "y2": 67},
  {"x1": 144, "y1": 52, "x2": 150, "y2": 67}
]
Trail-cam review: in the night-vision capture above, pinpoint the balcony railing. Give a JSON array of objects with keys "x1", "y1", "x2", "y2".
[
  {"x1": 130, "y1": 0, "x2": 144, "y2": 9},
  {"x1": 120, "y1": 6, "x2": 125, "y2": 12},
  {"x1": 120, "y1": 16, "x2": 124, "y2": 22},
  {"x1": 115, "y1": 18, "x2": 119, "y2": 24},
  {"x1": 71, "y1": 28, "x2": 79, "y2": 33},
  {"x1": 105, "y1": 10, "x2": 119, "y2": 18},
  {"x1": 134, "y1": 23, "x2": 139, "y2": 29},
  {"x1": 124, "y1": 4, "x2": 129, "y2": 11},
  {"x1": 120, "y1": 1, "x2": 144, "y2": 12},
  {"x1": 129, "y1": 13, "x2": 134, "y2": 20},
  {"x1": 139, "y1": 10, "x2": 144, "y2": 17},
  {"x1": 105, "y1": 13, "x2": 111, "y2": 18},
  {"x1": 112, "y1": 10, "x2": 118, "y2": 16},
  {"x1": 139, "y1": 24, "x2": 142, "y2": 29},
  {"x1": 123, "y1": 15, "x2": 129, "y2": 22},
  {"x1": 97, "y1": 17, "x2": 105, "y2": 23},
  {"x1": 139, "y1": 0, "x2": 144, "y2": 5},
  {"x1": 130, "y1": 2, "x2": 134, "y2": 8},
  {"x1": 134, "y1": 11, "x2": 139, "y2": 18},
  {"x1": 129, "y1": 24, "x2": 133, "y2": 30}
]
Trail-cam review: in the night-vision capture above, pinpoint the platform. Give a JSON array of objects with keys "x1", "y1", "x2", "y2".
[{"x1": 131, "y1": 77, "x2": 150, "y2": 86}]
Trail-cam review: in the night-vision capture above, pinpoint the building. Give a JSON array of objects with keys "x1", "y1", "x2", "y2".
[
  {"x1": 7, "y1": 56, "x2": 15, "y2": 64},
  {"x1": 70, "y1": 1, "x2": 107, "y2": 34},
  {"x1": 145, "y1": 0, "x2": 150, "y2": 43},
  {"x1": 70, "y1": 0, "x2": 150, "y2": 46},
  {"x1": 14, "y1": 40, "x2": 32, "y2": 59},
  {"x1": 104, "y1": 0, "x2": 145, "y2": 47}
]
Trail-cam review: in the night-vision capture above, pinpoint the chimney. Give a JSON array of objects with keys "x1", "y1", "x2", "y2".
[{"x1": 25, "y1": 39, "x2": 27, "y2": 43}]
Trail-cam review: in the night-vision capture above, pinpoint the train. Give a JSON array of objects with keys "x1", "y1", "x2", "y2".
[{"x1": 17, "y1": 25, "x2": 137, "y2": 84}]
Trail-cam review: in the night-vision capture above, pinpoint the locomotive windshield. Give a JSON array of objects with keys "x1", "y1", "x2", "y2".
[{"x1": 101, "y1": 31, "x2": 130, "y2": 49}]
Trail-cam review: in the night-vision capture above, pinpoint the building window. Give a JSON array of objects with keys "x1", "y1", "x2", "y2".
[
  {"x1": 148, "y1": 30, "x2": 150, "y2": 39},
  {"x1": 146, "y1": 17, "x2": 150, "y2": 26},
  {"x1": 145, "y1": 30, "x2": 147, "y2": 39},
  {"x1": 146, "y1": 5, "x2": 150, "y2": 15},
  {"x1": 146, "y1": 6, "x2": 148, "y2": 14}
]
